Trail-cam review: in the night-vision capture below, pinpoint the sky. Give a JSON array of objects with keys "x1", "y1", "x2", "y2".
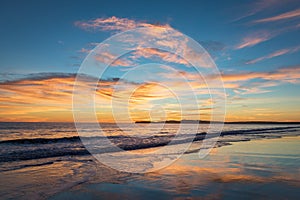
[{"x1": 0, "y1": 0, "x2": 299, "y2": 122}]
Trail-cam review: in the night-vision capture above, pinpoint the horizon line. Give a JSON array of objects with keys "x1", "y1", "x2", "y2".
[{"x1": 1, "y1": 120, "x2": 300, "y2": 124}]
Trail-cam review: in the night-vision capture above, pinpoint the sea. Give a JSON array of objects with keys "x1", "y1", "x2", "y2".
[{"x1": 0, "y1": 122, "x2": 299, "y2": 199}]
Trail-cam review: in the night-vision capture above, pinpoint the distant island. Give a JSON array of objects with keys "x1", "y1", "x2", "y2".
[{"x1": 135, "y1": 120, "x2": 300, "y2": 124}]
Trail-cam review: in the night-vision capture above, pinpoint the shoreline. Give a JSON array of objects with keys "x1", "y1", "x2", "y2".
[{"x1": 49, "y1": 135, "x2": 300, "y2": 200}]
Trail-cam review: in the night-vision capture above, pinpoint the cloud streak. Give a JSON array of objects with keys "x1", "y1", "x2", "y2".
[
  {"x1": 220, "y1": 65, "x2": 300, "y2": 83},
  {"x1": 131, "y1": 48, "x2": 190, "y2": 65},
  {"x1": 94, "y1": 52, "x2": 134, "y2": 67},
  {"x1": 235, "y1": 31, "x2": 273, "y2": 49},
  {"x1": 254, "y1": 8, "x2": 300, "y2": 23},
  {"x1": 75, "y1": 16, "x2": 170, "y2": 32},
  {"x1": 231, "y1": 0, "x2": 284, "y2": 22},
  {"x1": 246, "y1": 46, "x2": 300, "y2": 64},
  {"x1": 160, "y1": 65, "x2": 300, "y2": 92}
]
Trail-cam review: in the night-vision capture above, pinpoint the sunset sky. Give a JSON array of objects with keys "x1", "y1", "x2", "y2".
[{"x1": 0, "y1": 0, "x2": 300, "y2": 122}]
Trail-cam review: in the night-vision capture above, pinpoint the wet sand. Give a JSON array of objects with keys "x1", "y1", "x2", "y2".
[{"x1": 49, "y1": 136, "x2": 300, "y2": 200}]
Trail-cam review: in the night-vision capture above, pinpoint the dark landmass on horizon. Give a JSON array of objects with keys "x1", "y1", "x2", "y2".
[{"x1": 135, "y1": 120, "x2": 300, "y2": 124}]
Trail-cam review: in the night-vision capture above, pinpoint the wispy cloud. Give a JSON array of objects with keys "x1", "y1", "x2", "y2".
[
  {"x1": 94, "y1": 52, "x2": 134, "y2": 67},
  {"x1": 131, "y1": 48, "x2": 190, "y2": 65},
  {"x1": 246, "y1": 46, "x2": 300, "y2": 64},
  {"x1": 254, "y1": 8, "x2": 300, "y2": 23},
  {"x1": 74, "y1": 16, "x2": 217, "y2": 68},
  {"x1": 78, "y1": 48, "x2": 91, "y2": 54},
  {"x1": 220, "y1": 65, "x2": 300, "y2": 83},
  {"x1": 161, "y1": 65, "x2": 300, "y2": 92},
  {"x1": 199, "y1": 41, "x2": 226, "y2": 52},
  {"x1": 235, "y1": 23, "x2": 300, "y2": 49},
  {"x1": 235, "y1": 31, "x2": 273, "y2": 49},
  {"x1": 231, "y1": 0, "x2": 284, "y2": 22},
  {"x1": 75, "y1": 16, "x2": 169, "y2": 32}
]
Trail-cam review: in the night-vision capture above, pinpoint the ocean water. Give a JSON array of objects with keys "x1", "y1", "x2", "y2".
[{"x1": 0, "y1": 122, "x2": 299, "y2": 199}]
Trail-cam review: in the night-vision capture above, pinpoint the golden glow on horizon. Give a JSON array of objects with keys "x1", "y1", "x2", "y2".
[{"x1": 0, "y1": 66, "x2": 300, "y2": 122}]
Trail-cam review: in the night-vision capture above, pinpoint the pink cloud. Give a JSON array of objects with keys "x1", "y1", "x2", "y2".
[
  {"x1": 220, "y1": 66, "x2": 300, "y2": 83},
  {"x1": 246, "y1": 46, "x2": 300, "y2": 64},
  {"x1": 254, "y1": 8, "x2": 300, "y2": 23},
  {"x1": 131, "y1": 48, "x2": 190, "y2": 65},
  {"x1": 94, "y1": 52, "x2": 134, "y2": 67},
  {"x1": 235, "y1": 31, "x2": 273, "y2": 49},
  {"x1": 78, "y1": 48, "x2": 91, "y2": 54},
  {"x1": 231, "y1": 0, "x2": 284, "y2": 22},
  {"x1": 75, "y1": 16, "x2": 170, "y2": 32}
]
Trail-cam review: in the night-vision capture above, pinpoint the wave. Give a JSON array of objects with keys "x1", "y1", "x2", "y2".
[
  {"x1": 2, "y1": 126, "x2": 299, "y2": 145},
  {"x1": 0, "y1": 136, "x2": 81, "y2": 144},
  {"x1": 0, "y1": 126, "x2": 299, "y2": 162}
]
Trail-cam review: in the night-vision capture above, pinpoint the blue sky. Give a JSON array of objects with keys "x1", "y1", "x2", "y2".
[
  {"x1": 0, "y1": 0, "x2": 299, "y2": 122},
  {"x1": 1, "y1": 0, "x2": 299, "y2": 73}
]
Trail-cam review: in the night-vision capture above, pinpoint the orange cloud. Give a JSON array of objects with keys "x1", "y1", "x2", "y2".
[
  {"x1": 0, "y1": 74, "x2": 114, "y2": 122},
  {"x1": 1, "y1": 64, "x2": 300, "y2": 122},
  {"x1": 0, "y1": 73, "x2": 199, "y2": 122}
]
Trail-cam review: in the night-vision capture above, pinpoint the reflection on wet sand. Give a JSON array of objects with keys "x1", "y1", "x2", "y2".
[{"x1": 48, "y1": 136, "x2": 300, "y2": 200}]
